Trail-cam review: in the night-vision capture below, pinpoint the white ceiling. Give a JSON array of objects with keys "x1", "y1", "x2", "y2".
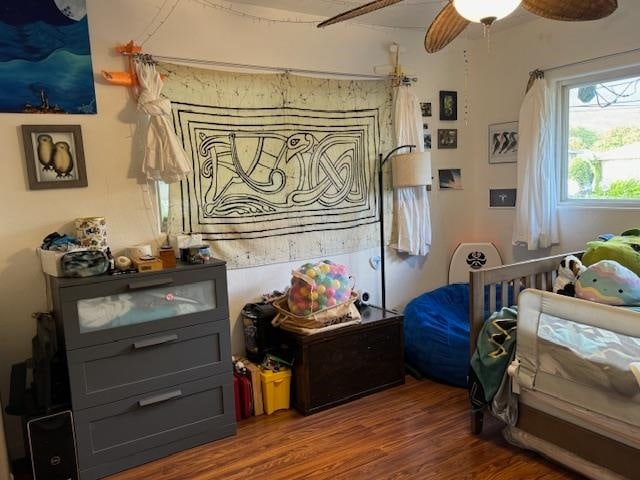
[{"x1": 227, "y1": 0, "x2": 537, "y2": 37}]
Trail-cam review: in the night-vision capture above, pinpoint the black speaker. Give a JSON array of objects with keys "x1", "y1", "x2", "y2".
[{"x1": 27, "y1": 411, "x2": 78, "y2": 480}]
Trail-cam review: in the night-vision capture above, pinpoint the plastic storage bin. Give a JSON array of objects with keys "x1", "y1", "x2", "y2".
[
  {"x1": 37, "y1": 248, "x2": 66, "y2": 277},
  {"x1": 260, "y1": 368, "x2": 291, "y2": 415}
]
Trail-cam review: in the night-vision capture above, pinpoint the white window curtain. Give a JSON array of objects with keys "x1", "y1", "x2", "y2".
[
  {"x1": 391, "y1": 86, "x2": 432, "y2": 256},
  {"x1": 512, "y1": 74, "x2": 559, "y2": 250},
  {"x1": 134, "y1": 60, "x2": 192, "y2": 184}
]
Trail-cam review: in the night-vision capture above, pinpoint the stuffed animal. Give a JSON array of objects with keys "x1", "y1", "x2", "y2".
[
  {"x1": 553, "y1": 255, "x2": 586, "y2": 297},
  {"x1": 582, "y1": 228, "x2": 640, "y2": 276},
  {"x1": 575, "y1": 260, "x2": 640, "y2": 306}
]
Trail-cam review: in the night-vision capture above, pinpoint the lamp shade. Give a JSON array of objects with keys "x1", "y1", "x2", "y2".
[
  {"x1": 391, "y1": 151, "x2": 432, "y2": 188},
  {"x1": 453, "y1": 0, "x2": 521, "y2": 24}
]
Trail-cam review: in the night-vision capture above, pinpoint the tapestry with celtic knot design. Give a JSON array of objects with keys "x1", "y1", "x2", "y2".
[{"x1": 161, "y1": 63, "x2": 393, "y2": 268}]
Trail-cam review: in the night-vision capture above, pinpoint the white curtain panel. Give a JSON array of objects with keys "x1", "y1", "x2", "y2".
[
  {"x1": 512, "y1": 76, "x2": 559, "y2": 250},
  {"x1": 135, "y1": 61, "x2": 192, "y2": 184},
  {"x1": 391, "y1": 86, "x2": 432, "y2": 256}
]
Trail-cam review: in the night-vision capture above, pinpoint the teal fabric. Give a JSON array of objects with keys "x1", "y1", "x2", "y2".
[{"x1": 469, "y1": 307, "x2": 518, "y2": 408}]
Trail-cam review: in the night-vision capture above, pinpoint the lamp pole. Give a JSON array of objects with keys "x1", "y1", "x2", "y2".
[{"x1": 378, "y1": 144, "x2": 415, "y2": 311}]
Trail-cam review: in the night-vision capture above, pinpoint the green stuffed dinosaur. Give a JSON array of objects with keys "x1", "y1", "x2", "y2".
[{"x1": 582, "y1": 228, "x2": 640, "y2": 276}]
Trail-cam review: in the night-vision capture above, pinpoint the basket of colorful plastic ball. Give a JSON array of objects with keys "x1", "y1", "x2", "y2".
[{"x1": 271, "y1": 260, "x2": 361, "y2": 331}]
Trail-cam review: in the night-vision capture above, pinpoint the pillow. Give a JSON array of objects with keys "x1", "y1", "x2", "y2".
[
  {"x1": 582, "y1": 228, "x2": 640, "y2": 276},
  {"x1": 575, "y1": 260, "x2": 640, "y2": 306}
]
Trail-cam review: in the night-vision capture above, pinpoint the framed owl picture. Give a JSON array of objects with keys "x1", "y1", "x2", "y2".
[{"x1": 21, "y1": 124, "x2": 87, "y2": 190}]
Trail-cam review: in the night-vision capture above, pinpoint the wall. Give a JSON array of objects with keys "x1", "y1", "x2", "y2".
[
  {"x1": 468, "y1": 2, "x2": 640, "y2": 263},
  {"x1": 0, "y1": 0, "x2": 473, "y2": 457}
]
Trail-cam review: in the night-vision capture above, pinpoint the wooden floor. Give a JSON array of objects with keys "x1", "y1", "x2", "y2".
[{"x1": 108, "y1": 377, "x2": 581, "y2": 480}]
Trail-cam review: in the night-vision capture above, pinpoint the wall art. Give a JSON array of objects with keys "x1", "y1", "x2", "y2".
[
  {"x1": 423, "y1": 132, "x2": 432, "y2": 150},
  {"x1": 162, "y1": 64, "x2": 393, "y2": 268},
  {"x1": 22, "y1": 124, "x2": 87, "y2": 189},
  {"x1": 422, "y1": 122, "x2": 431, "y2": 150},
  {"x1": 437, "y1": 128, "x2": 458, "y2": 149},
  {"x1": 420, "y1": 102, "x2": 432, "y2": 117},
  {"x1": 438, "y1": 169, "x2": 462, "y2": 190},
  {"x1": 489, "y1": 121, "x2": 518, "y2": 164},
  {"x1": 489, "y1": 188, "x2": 517, "y2": 207},
  {"x1": 0, "y1": 0, "x2": 96, "y2": 114},
  {"x1": 439, "y1": 91, "x2": 457, "y2": 121}
]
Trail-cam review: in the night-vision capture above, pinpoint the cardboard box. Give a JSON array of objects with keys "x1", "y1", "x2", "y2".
[
  {"x1": 132, "y1": 257, "x2": 163, "y2": 272},
  {"x1": 245, "y1": 361, "x2": 264, "y2": 416}
]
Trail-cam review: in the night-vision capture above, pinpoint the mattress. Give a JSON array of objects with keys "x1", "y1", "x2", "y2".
[{"x1": 515, "y1": 290, "x2": 640, "y2": 431}]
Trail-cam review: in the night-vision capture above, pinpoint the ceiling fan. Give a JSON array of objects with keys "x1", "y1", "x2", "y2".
[{"x1": 317, "y1": 0, "x2": 618, "y2": 53}]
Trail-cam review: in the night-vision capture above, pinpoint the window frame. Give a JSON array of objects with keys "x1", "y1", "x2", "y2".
[{"x1": 557, "y1": 65, "x2": 640, "y2": 208}]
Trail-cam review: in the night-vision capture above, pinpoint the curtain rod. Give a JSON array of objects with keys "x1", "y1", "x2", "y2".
[
  {"x1": 541, "y1": 46, "x2": 640, "y2": 74},
  {"x1": 129, "y1": 52, "x2": 390, "y2": 80}
]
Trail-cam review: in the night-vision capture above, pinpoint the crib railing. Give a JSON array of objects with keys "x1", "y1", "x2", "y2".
[{"x1": 468, "y1": 251, "x2": 583, "y2": 434}]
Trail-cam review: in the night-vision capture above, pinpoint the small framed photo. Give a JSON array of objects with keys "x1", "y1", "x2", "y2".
[
  {"x1": 22, "y1": 125, "x2": 87, "y2": 190},
  {"x1": 423, "y1": 132, "x2": 431, "y2": 150},
  {"x1": 420, "y1": 102, "x2": 432, "y2": 117},
  {"x1": 438, "y1": 169, "x2": 462, "y2": 190},
  {"x1": 490, "y1": 188, "x2": 517, "y2": 207},
  {"x1": 437, "y1": 128, "x2": 457, "y2": 149},
  {"x1": 439, "y1": 91, "x2": 457, "y2": 121},
  {"x1": 489, "y1": 121, "x2": 518, "y2": 164}
]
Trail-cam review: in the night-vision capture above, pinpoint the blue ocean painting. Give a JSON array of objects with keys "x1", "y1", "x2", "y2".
[{"x1": 0, "y1": 0, "x2": 97, "y2": 114}]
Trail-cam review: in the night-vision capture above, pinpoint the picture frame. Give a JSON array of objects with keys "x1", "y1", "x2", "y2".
[
  {"x1": 423, "y1": 132, "x2": 432, "y2": 150},
  {"x1": 488, "y1": 121, "x2": 518, "y2": 164},
  {"x1": 438, "y1": 169, "x2": 462, "y2": 190},
  {"x1": 420, "y1": 102, "x2": 432, "y2": 117},
  {"x1": 422, "y1": 122, "x2": 431, "y2": 150},
  {"x1": 22, "y1": 124, "x2": 88, "y2": 190},
  {"x1": 489, "y1": 188, "x2": 517, "y2": 207},
  {"x1": 439, "y1": 91, "x2": 457, "y2": 121},
  {"x1": 437, "y1": 128, "x2": 457, "y2": 149}
]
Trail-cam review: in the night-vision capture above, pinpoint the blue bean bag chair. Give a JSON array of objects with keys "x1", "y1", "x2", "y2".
[{"x1": 404, "y1": 283, "x2": 512, "y2": 387}]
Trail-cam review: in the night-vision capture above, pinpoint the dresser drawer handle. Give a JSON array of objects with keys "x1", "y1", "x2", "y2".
[
  {"x1": 138, "y1": 389, "x2": 182, "y2": 407},
  {"x1": 128, "y1": 277, "x2": 174, "y2": 290},
  {"x1": 133, "y1": 334, "x2": 178, "y2": 350}
]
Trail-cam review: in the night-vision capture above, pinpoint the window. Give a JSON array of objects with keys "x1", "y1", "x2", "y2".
[
  {"x1": 560, "y1": 68, "x2": 640, "y2": 205},
  {"x1": 157, "y1": 181, "x2": 169, "y2": 232}
]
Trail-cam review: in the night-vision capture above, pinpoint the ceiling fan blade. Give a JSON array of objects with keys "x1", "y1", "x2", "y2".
[
  {"x1": 522, "y1": 0, "x2": 618, "y2": 21},
  {"x1": 424, "y1": 2, "x2": 470, "y2": 53},
  {"x1": 318, "y1": 0, "x2": 404, "y2": 28}
]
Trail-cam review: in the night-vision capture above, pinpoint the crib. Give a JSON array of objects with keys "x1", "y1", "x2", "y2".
[{"x1": 469, "y1": 252, "x2": 640, "y2": 480}]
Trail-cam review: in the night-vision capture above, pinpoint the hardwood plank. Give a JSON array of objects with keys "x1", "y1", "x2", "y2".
[{"x1": 107, "y1": 377, "x2": 581, "y2": 480}]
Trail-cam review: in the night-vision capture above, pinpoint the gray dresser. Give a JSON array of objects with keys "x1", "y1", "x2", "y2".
[{"x1": 49, "y1": 261, "x2": 235, "y2": 479}]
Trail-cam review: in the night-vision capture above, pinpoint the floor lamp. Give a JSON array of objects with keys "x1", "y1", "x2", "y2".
[{"x1": 378, "y1": 145, "x2": 432, "y2": 310}]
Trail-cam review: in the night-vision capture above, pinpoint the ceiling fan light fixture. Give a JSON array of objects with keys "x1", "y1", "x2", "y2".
[{"x1": 453, "y1": 0, "x2": 521, "y2": 24}]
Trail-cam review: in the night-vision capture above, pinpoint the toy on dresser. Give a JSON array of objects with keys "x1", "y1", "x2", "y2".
[{"x1": 553, "y1": 255, "x2": 586, "y2": 297}]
